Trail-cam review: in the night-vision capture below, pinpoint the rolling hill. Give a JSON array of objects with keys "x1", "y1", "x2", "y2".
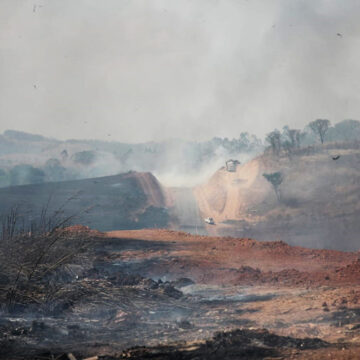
[{"x1": 195, "y1": 145, "x2": 360, "y2": 250}]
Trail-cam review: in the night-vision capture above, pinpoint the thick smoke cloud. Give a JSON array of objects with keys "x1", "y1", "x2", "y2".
[{"x1": 0, "y1": 0, "x2": 360, "y2": 142}]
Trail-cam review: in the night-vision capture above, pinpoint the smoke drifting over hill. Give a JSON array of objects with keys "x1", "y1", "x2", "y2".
[
  {"x1": 1, "y1": 1, "x2": 360, "y2": 142},
  {"x1": 3, "y1": 3, "x2": 360, "y2": 359}
]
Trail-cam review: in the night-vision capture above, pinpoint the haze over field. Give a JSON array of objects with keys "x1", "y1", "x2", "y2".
[
  {"x1": 3, "y1": 2, "x2": 360, "y2": 359},
  {"x1": 1, "y1": 0, "x2": 360, "y2": 142},
  {"x1": 1, "y1": 0, "x2": 360, "y2": 249}
]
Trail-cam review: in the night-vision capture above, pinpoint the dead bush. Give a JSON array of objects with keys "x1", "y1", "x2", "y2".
[{"x1": 0, "y1": 205, "x2": 94, "y2": 313}]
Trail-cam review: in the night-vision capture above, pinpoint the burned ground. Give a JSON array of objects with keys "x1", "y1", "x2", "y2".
[
  {"x1": 1, "y1": 229, "x2": 360, "y2": 359},
  {"x1": 0, "y1": 172, "x2": 170, "y2": 232},
  {"x1": 111, "y1": 329, "x2": 329, "y2": 360}
]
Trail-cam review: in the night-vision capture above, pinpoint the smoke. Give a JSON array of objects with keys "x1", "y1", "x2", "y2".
[
  {"x1": 155, "y1": 146, "x2": 258, "y2": 187},
  {"x1": 1, "y1": 1, "x2": 360, "y2": 143}
]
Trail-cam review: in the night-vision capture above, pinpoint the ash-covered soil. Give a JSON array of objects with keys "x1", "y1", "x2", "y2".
[
  {"x1": 1, "y1": 228, "x2": 360, "y2": 359},
  {"x1": 0, "y1": 172, "x2": 170, "y2": 232}
]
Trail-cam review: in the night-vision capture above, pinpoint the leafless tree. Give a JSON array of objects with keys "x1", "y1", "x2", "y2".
[{"x1": 309, "y1": 119, "x2": 331, "y2": 144}]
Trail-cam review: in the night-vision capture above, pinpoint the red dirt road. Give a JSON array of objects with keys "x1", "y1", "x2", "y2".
[
  {"x1": 106, "y1": 229, "x2": 359, "y2": 287},
  {"x1": 103, "y1": 229, "x2": 360, "y2": 356}
]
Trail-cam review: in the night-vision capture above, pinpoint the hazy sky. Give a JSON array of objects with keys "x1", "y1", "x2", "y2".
[{"x1": 1, "y1": 0, "x2": 360, "y2": 143}]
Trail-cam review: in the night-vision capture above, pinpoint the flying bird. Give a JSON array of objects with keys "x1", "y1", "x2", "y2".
[
  {"x1": 337, "y1": 33, "x2": 343, "y2": 37},
  {"x1": 33, "y1": 4, "x2": 43, "y2": 13},
  {"x1": 332, "y1": 155, "x2": 340, "y2": 160}
]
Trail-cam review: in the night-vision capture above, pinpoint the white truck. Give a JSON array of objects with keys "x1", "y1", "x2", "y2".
[{"x1": 204, "y1": 217, "x2": 215, "y2": 225}]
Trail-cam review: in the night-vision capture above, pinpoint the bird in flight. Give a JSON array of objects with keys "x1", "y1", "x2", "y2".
[
  {"x1": 33, "y1": 4, "x2": 43, "y2": 13},
  {"x1": 332, "y1": 155, "x2": 340, "y2": 160}
]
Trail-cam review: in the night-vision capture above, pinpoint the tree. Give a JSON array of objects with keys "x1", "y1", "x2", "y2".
[
  {"x1": 309, "y1": 119, "x2": 331, "y2": 144},
  {"x1": 72, "y1": 151, "x2": 96, "y2": 166},
  {"x1": 281, "y1": 140, "x2": 294, "y2": 160},
  {"x1": 44, "y1": 158, "x2": 66, "y2": 182},
  {"x1": 263, "y1": 172, "x2": 283, "y2": 201},
  {"x1": 266, "y1": 130, "x2": 282, "y2": 156},
  {"x1": 283, "y1": 126, "x2": 302, "y2": 148},
  {"x1": 281, "y1": 127, "x2": 304, "y2": 159},
  {"x1": 60, "y1": 149, "x2": 69, "y2": 161},
  {"x1": 9, "y1": 165, "x2": 45, "y2": 186},
  {"x1": 328, "y1": 119, "x2": 360, "y2": 142},
  {"x1": 238, "y1": 132, "x2": 263, "y2": 152}
]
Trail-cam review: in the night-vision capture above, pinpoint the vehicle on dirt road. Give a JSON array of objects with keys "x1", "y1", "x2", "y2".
[{"x1": 204, "y1": 217, "x2": 215, "y2": 225}]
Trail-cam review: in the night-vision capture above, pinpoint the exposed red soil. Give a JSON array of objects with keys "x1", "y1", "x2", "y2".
[
  {"x1": 134, "y1": 172, "x2": 168, "y2": 208},
  {"x1": 3, "y1": 227, "x2": 358, "y2": 359},
  {"x1": 64, "y1": 225, "x2": 104, "y2": 237},
  {"x1": 106, "y1": 229, "x2": 359, "y2": 287},
  {"x1": 101, "y1": 229, "x2": 360, "y2": 359}
]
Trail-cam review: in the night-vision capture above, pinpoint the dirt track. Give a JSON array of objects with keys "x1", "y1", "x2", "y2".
[
  {"x1": 193, "y1": 151, "x2": 360, "y2": 250},
  {"x1": 167, "y1": 187, "x2": 206, "y2": 235},
  {"x1": 104, "y1": 229, "x2": 360, "y2": 350},
  {"x1": 106, "y1": 229, "x2": 359, "y2": 283}
]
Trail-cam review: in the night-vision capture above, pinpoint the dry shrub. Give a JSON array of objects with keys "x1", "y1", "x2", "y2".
[{"x1": 0, "y1": 205, "x2": 94, "y2": 313}]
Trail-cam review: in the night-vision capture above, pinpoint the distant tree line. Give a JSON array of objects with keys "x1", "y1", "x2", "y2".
[
  {"x1": 0, "y1": 119, "x2": 359, "y2": 188},
  {"x1": 207, "y1": 132, "x2": 263, "y2": 154},
  {"x1": 265, "y1": 119, "x2": 360, "y2": 157}
]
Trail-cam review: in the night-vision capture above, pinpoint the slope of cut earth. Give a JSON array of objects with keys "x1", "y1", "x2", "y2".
[
  {"x1": 194, "y1": 147, "x2": 360, "y2": 250},
  {"x1": 194, "y1": 157, "x2": 262, "y2": 221},
  {"x1": 135, "y1": 172, "x2": 167, "y2": 208},
  {"x1": 0, "y1": 172, "x2": 170, "y2": 231}
]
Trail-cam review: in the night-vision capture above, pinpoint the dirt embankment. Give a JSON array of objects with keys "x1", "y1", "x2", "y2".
[
  {"x1": 135, "y1": 172, "x2": 167, "y2": 208},
  {"x1": 0, "y1": 171, "x2": 170, "y2": 231},
  {"x1": 194, "y1": 158, "x2": 265, "y2": 223},
  {"x1": 194, "y1": 150, "x2": 360, "y2": 250}
]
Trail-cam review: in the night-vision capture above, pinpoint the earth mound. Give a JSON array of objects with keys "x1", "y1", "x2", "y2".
[{"x1": 0, "y1": 172, "x2": 170, "y2": 231}]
